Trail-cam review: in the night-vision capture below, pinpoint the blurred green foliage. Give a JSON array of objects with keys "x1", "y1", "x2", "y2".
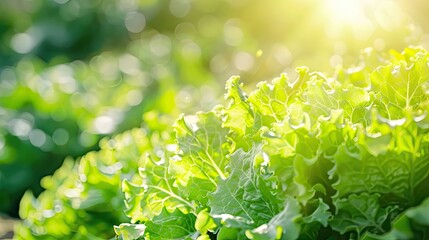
[
  {"x1": 15, "y1": 113, "x2": 174, "y2": 239},
  {"x1": 0, "y1": 0, "x2": 221, "y2": 217},
  {"x1": 1, "y1": 0, "x2": 429, "y2": 228}
]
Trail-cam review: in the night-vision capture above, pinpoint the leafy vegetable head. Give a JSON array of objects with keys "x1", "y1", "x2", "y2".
[{"x1": 18, "y1": 47, "x2": 429, "y2": 240}]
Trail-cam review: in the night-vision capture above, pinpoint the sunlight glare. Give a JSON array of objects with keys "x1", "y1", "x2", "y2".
[{"x1": 325, "y1": 0, "x2": 367, "y2": 25}]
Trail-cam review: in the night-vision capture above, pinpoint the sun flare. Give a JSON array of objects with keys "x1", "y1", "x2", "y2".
[{"x1": 324, "y1": 0, "x2": 368, "y2": 25}]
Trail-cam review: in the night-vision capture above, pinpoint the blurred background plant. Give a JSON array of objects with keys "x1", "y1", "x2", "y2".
[{"x1": 1, "y1": 0, "x2": 429, "y2": 237}]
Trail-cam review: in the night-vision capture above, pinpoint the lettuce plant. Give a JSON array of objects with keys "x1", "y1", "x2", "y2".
[
  {"x1": 18, "y1": 48, "x2": 429, "y2": 239},
  {"x1": 116, "y1": 47, "x2": 429, "y2": 239}
]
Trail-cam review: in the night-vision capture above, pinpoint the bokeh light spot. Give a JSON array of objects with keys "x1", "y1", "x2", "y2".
[
  {"x1": 169, "y1": 0, "x2": 191, "y2": 18},
  {"x1": 29, "y1": 129, "x2": 47, "y2": 148},
  {"x1": 334, "y1": 42, "x2": 348, "y2": 55},
  {"x1": 79, "y1": 131, "x2": 97, "y2": 147},
  {"x1": 125, "y1": 11, "x2": 146, "y2": 33},
  {"x1": 197, "y1": 15, "x2": 221, "y2": 38},
  {"x1": 8, "y1": 118, "x2": 32, "y2": 138},
  {"x1": 10, "y1": 33, "x2": 36, "y2": 54},
  {"x1": 53, "y1": 128, "x2": 69, "y2": 146},
  {"x1": 373, "y1": 38, "x2": 386, "y2": 51},
  {"x1": 224, "y1": 19, "x2": 243, "y2": 46},
  {"x1": 182, "y1": 42, "x2": 201, "y2": 59},
  {"x1": 126, "y1": 90, "x2": 143, "y2": 106},
  {"x1": 175, "y1": 88, "x2": 192, "y2": 108},
  {"x1": 150, "y1": 34, "x2": 172, "y2": 57},
  {"x1": 0, "y1": 68, "x2": 17, "y2": 97},
  {"x1": 329, "y1": 54, "x2": 343, "y2": 67},
  {"x1": 0, "y1": 135, "x2": 5, "y2": 151},
  {"x1": 118, "y1": 0, "x2": 137, "y2": 11},
  {"x1": 54, "y1": 0, "x2": 69, "y2": 4},
  {"x1": 119, "y1": 54, "x2": 140, "y2": 75},
  {"x1": 93, "y1": 116, "x2": 115, "y2": 134},
  {"x1": 210, "y1": 55, "x2": 228, "y2": 73},
  {"x1": 175, "y1": 22, "x2": 197, "y2": 41},
  {"x1": 272, "y1": 44, "x2": 292, "y2": 67},
  {"x1": 234, "y1": 52, "x2": 255, "y2": 72}
]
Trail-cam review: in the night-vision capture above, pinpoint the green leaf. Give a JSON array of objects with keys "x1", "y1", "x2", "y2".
[
  {"x1": 331, "y1": 120, "x2": 429, "y2": 206},
  {"x1": 222, "y1": 76, "x2": 254, "y2": 136},
  {"x1": 210, "y1": 145, "x2": 280, "y2": 228},
  {"x1": 172, "y1": 111, "x2": 230, "y2": 205},
  {"x1": 302, "y1": 198, "x2": 331, "y2": 227},
  {"x1": 361, "y1": 215, "x2": 413, "y2": 240},
  {"x1": 248, "y1": 74, "x2": 290, "y2": 123},
  {"x1": 114, "y1": 223, "x2": 146, "y2": 240},
  {"x1": 370, "y1": 54, "x2": 429, "y2": 119},
  {"x1": 144, "y1": 208, "x2": 197, "y2": 240},
  {"x1": 299, "y1": 199, "x2": 332, "y2": 240},
  {"x1": 330, "y1": 193, "x2": 393, "y2": 235},
  {"x1": 217, "y1": 227, "x2": 243, "y2": 240},
  {"x1": 363, "y1": 196, "x2": 429, "y2": 240},
  {"x1": 121, "y1": 127, "x2": 196, "y2": 223},
  {"x1": 195, "y1": 209, "x2": 217, "y2": 235},
  {"x1": 123, "y1": 152, "x2": 195, "y2": 222},
  {"x1": 302, "y1": 76, "x2": 371, "y2": 124},
  {"x1": 405, "y1": 197, "x2": 429, "y2": 225},
  {"x1": 246, "y1": 197, "x2": 302, "y2": 240},
  {"x1": 247, "y1": 72, "x2": 308, "y2": 124}
]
